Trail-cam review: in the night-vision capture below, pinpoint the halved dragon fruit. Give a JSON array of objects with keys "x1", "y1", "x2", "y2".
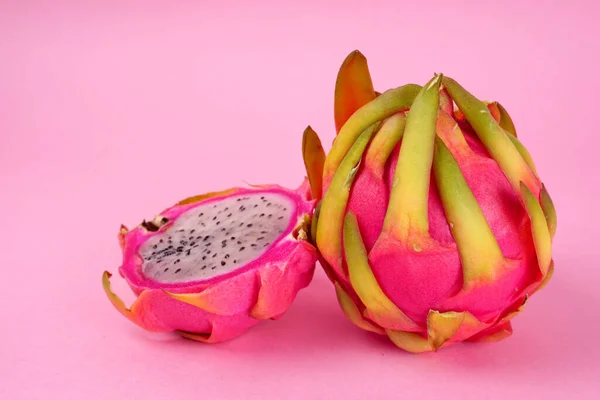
[{"x1": 102, "y1": 182, "x2": 318, "y2": 343}]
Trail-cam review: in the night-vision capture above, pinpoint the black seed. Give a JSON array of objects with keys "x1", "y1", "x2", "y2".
[
  {"x1": 224, "y1": 207, "x2": 229, "y2": 211},
  {"x1": 251, "y1": 244, "x2": 257, "y2": 247},
  {"x1": 190, "y1": 242, "x2": 196, "y2": 246},
  {"x1": 211, "y1": 266, "x2": 216, "y2": 270},
  {"x1": 190, "y1": 229, "x2": 195, "y2": 233},
  {"x1": 247, "y1": 223, "x2": 253, "y2": 227},
  {"x1": 157, "y1": 260, "x2": 162, "y2": 264},
  {"x1": 278, "y1": 216, "x2": 283, "y2": 220},
  {"x1": 225, "y1": 254, "x2": 230, "y2": 259},
  {"x1": 207, "y1": 250, "x2": 211, "y2": 254},
  {"x1": 199, "y1": 213, "x2": 204, "y2": 217},
  {"x1": 231, "y1": 236, "x2": 235, "y2": 240},
  {"x1": 202, "y1": 256, "x2": 207, "y2": 260},
  {"x1": 175, "y1": 268, "x2": 181, "y2": 273},
  {"x1": 257, "y1": 237, "x2": 264, "y2": 240},
  {"x1": 216, "y1": 221, "x2": 221, "y2": 225},
  {"x1": 186, "y1": 249, "x2": 191, "y2": 256},
  {"x1": 201, "y1": 265, "x2": 207, "y2": 270},
  {"x1": 164, "y1": 268, "x2": 169, "y2": 272},
  {"x1": 233, "y1": 259, "x2": 238, "y2": 264},
  {"x1": 159, "y1": 239, "x2": 163, "y2": 243},
  {"x1": 213, "y1": 216, "x2": 217, "y2": 220},
  {"x1": 240, "y1": 247, "x2": 246, "y2": 251},
  {"x1": 253, "y1": 204, "x2": 258, "y2": 208},
  {"x1": 260, "y1": 213, "x2": 265, "y2": 217},
  {"x1": 141, "y1": 220, "x2": 160, "y2": 232},
  {"x1": 283, "y1": 208, "x2": 287, "y2": 211},
  {"x1": 221, "y1": 261, "x2": 226, "y2": 266},
  {"x1": 222, "y1": 240, "x2": 227, "y2": 244},
  {"x1": 153, "y1": 245, "x2": 157, "y2": 249},
  {"x1": 201, "y1": 222, "x2": 206, "y2": 227},
  {"x1": 203, "y1": 236, "x2": 210, "y2": 241},
  {"x1": 237, "y1": 240, "x2": 242, "y2": 245},
  {"x1": 267, "y1": 202, "x2": 272, "y2": 207},
  {"x1": 180, "y1": 240, "x2": 187, "y2": 245},
  {"x1": 221, "y1": 243, "x2": 227, "y2": 248},
  {"x1": 177, "y1": 246, "x2": 184, "y2": 252},
  {"x1": 268, "y1": 214, "x2": 272, "y2": 218},
  {"x1": 227, "y1": 213, "x2": 232, "y2": 217},
  {"x1": 212, "y1": 253, "x2": 217, "y2": 258},
  {"x1": 221, "y1": 227, "x2": 226, "y2": 232},
  {"x1": 261, "y1": 231, "x2": 267, "y2": 234},
  {"x1": 237, "y1": 198, "x2": 241, "y2": 202},
  {"x1": 261, "y1": 196, "x2": 265, "y2": 200},
  {"x1": 239, "y1": 222, "x2": 244, "y2": 227}
]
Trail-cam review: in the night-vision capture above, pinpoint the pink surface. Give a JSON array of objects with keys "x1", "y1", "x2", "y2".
[{"x1": 1, "y1": 1, "x2": 599, "y2": 399}]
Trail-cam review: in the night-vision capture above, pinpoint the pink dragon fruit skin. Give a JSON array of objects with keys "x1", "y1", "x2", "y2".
[
  {"x1": 103, "y1": 182, "x2": 318, "y2": 343},
  {"x1": 305, "y1": 51, "x2": 556, "y2": 352}
]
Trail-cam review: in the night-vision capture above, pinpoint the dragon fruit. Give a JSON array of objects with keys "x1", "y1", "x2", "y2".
[
  {"x1": 305, "y1": 51, "x2": 557, "y2": 352},
  {"x1": 103, "y1": 182, "x2": 319, "y2": 343}
]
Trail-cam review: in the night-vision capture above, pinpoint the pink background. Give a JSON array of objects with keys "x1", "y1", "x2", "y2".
[{"x1": 1, "y1": 1, "x2": 599, "y2": 398}]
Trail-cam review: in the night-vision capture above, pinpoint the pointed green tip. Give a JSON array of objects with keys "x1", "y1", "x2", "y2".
[
  {"x1": 334, "y1": 50, "x2": 376, "y2": 134},
  {"x1": 334, "y1": 282, "x2": 385, "y2": 335},
  {"x1": 443, "y1": 76, "x2": 536, "y2": 193},
  {"x1": 302, "y1": 126, "x2": 326, "y2": 200},
  {"x1": 317, "y1": 123, "x2": 379, "y2": 271},
  {"x1": 102, "y1": 271, "x2": 140, "y2": 327},
  {"x1": 383, "y1": 74, "x2": 441, "y2": 239},
  {"x1": 520, "y1": 182, "x2": 552, "y2": 276},
  {"x1": 386, "y1": 330, "x2": 431, "y2": 353},
  {"x1": 540, "y1": 184, "x2": 557, "y2": 239},
  {"x1": 433, "y1": 137, "x2": 505, "y2": 287},
  {"x1": 344, "y1": 211, "x2": 418, "y2": 331},
  {"x1": 494, "y1": 101, "x2": 518, "y2": 137},
  {"x1": 364, "y1": 113, "x2": 406, "y2": 176},
  {"x1": 324, "y1": 83, "x2": 421, "y2": 181},
  {"x1": 310, "y1": 200, "x2": 321, "y2": 244},
  {"x1": 507, "y1": 134, "x2": 538, "y2": 175},
  {"x1": 347, "y1": 49, "x2": 365, "y2": 59}
]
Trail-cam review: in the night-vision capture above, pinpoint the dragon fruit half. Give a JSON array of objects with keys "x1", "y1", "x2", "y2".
[
  {"x1": 305, "y1": 51, "x2": 557, "y2": 352},
  {"x1": 103, "y1": 182, "x2": 319, "y2": 343}
]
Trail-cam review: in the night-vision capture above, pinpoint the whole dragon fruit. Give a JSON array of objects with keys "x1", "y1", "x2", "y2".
[
  {"x1": 305, "y1": 51, "x2": 557, "y2": 352},
  {"x1": 103, "y1": 182, "x2": 319, "y2": 342}
]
